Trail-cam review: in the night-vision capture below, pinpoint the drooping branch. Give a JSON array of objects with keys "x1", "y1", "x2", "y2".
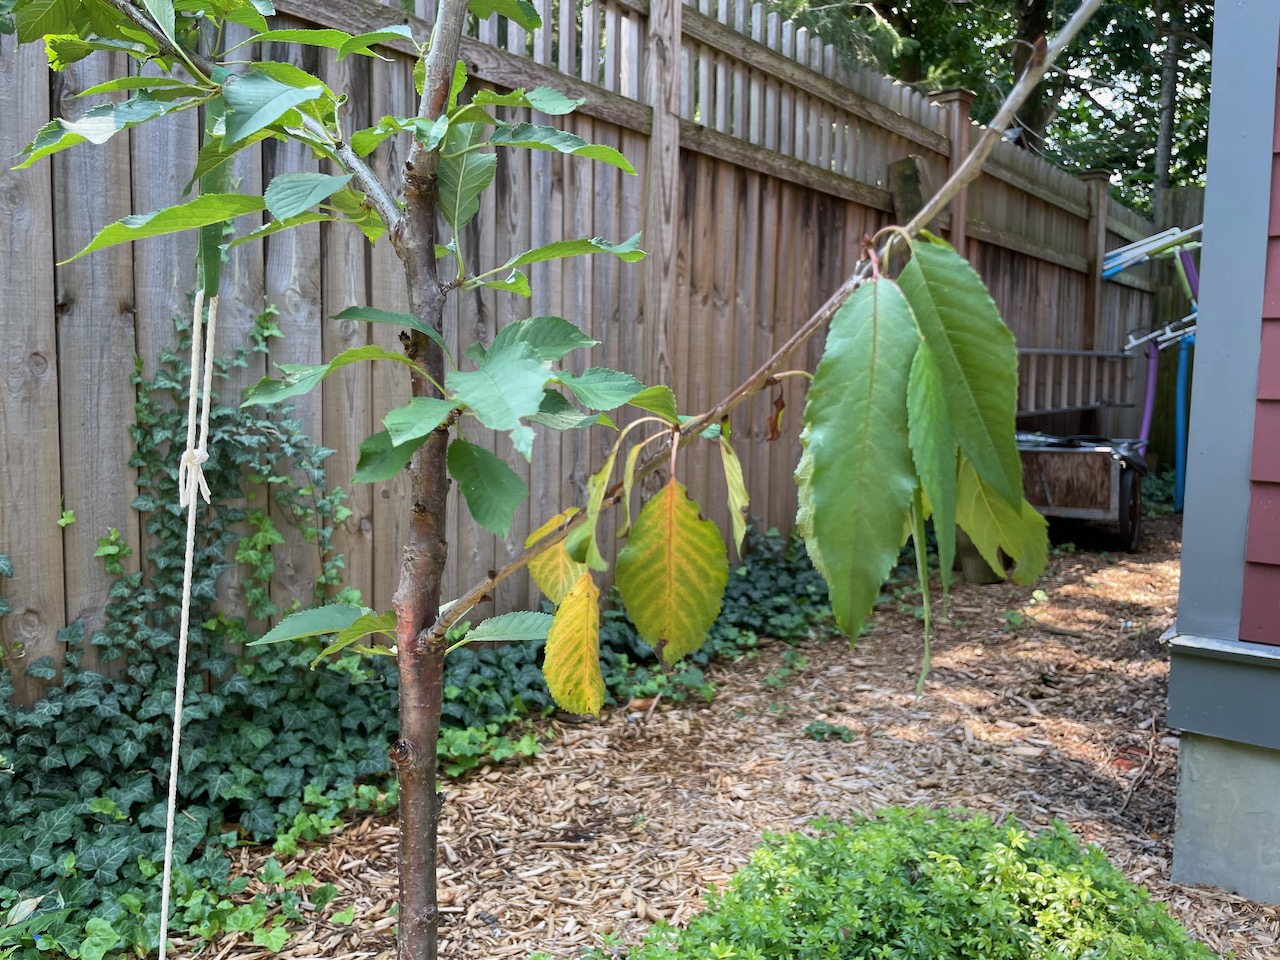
[{"x1": 426, "y1": 0, "x2": 1110, "y2": 643}]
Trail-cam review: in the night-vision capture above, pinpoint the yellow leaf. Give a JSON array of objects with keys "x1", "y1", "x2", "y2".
[
  {"x1": 524, "y1": 507, "x2": 580, "y2": 547},
  {"x1": 718, "y1": 425, "x2": 749, "y2": 559},
  {"x1": 528, "y1": 541, "x2": 588, "y2": 606},
  {"x1": 956, "y1": 455, "x2": 1047, "y2": 585},
  {"x1": 542, "y1": 573, "x2": 605, "y2": 715}
]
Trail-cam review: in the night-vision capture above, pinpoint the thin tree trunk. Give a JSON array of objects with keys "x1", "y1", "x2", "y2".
[
  {"x1": 1153, "y1": 1, "x2": 1182, "y2": 224},
  {"x1": 1011, "y1": 0, "x2": 1054, "y2": 150}
]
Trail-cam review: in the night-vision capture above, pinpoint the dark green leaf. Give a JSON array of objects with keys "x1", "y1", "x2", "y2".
[
  {"x1": 488, "y1": 315, "x2": 598, "y2": 363},
  {"x1": 336, "y1": 25, "x2": 415, "y2": 58},
  {"x1": 352, "y1": 430, "x2": 428, "y2": 483},
  {"x1": 488, "y1": 123, "x2": 635, "y2": 173},
  {"x1": 460, "y1": 611, "x2": 553, "y2": 644},
  {"x1": 500, "y1": 233, "x2": 645, "y2": 270},
  {"x1": 330, "y1": 306, "x2": 451, "y2": 360},
  {"x1": 438, "y1": 122, "x2": 496, "y2": 230},
  {"x1": 447, "y1": 439, "x2": 530, "y2": 537},
  {"x1": 243, "y1": 345, "x2": 416, "y2": 406},
  {"x1": 247, "y1": 604, "x2": 367, "y2": 645},
  {"x1": 555, "y1": 367, "x2": 645, "y2": 410},
  {"x1": 264, "y1": 172, "x2": 353, "y2": 220},
  {"x1": 467, "y1": 0, "x2": 541, "y2": 30},
  {"x1": 222, "y1": 69, "x2": 324, "y2": 144},
  {"x1": 63, "y1": 193, "x2": 266, "y2": 263}
]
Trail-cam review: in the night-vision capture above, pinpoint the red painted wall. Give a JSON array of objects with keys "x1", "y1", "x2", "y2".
[{"x1": 1239, "y1": 60, "x2": 1280, "y2": 644}]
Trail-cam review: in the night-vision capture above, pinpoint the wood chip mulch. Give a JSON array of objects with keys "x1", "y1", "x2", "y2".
[{"x1": 193, "y1": 516, "x2": 1279, "y2": 960}]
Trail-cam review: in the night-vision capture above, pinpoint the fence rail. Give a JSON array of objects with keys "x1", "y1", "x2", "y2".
[{"x1": 0, "y1": 0, "x2": 1156, "y2": 702}]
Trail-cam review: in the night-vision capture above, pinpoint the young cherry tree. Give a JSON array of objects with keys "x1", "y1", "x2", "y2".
[{"x1": 11, "y1": 0, "x2": 1104, "y2": 954}]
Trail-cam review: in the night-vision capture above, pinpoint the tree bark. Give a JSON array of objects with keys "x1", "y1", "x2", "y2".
[
  {"x1": 1153, "y1": 0, "x2": 1182, "y2": 224},
  {"x1": 1011, "y1": 0, "x2": 1054, "y2": 150}
]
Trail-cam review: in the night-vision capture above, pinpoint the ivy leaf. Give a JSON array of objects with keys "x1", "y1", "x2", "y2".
[
  {"x1": 898, "y1": 240, "x2": 1023, "y2": 508},
  {"x1": 499, "y1": 234, "x2": 646, "y2": 270},
  {"x1": 330, "y1": 306, "x2": 451, "y2": 361},
  {"x1": 383, "y1": 397, "x2": 455, "y2": 446},
  {"x1": 62, "y1": 193, "x2": 266, "y2": 263},
  {"x1": 264, "y1": 172, "x2": 353, "y2": 221},
  {"x1": 468, "y1": 0, "x2": 542, "y2": 31},
  {"x1": 437, "y1": 121, "x2": 496, "y2": 230},
  {"x1": 525, "y1": 509, "x2": 586, "y2": 605},
  {"x1": 719, "y1": 424, "x2": 749, "y2": 560},
  {"x1": 555, "y1": 367, "x2": 645, "y2": 411},
  {"x1": 627, "y1": 385, "x2": 679, "y2": 423},
  {"x1": 488, "y1": 315, "x2": 598, "y2": 363},
  {"x1": 32, "y1": 806, "x2": 80, "y2": 849},
  {"x1": 446, "y1": 341, "x2": 551, "y2": 436},
  {"x1": 542, "y1": 573, "x2": 604, "y2": 715},
  {"x1": 447, "y1": 439, "x2": 529, "y2": 537},
  {"x1": 795, "y1": 279, "x2": 919, "y2": 639},
  {"x1": 352, "y1": 430, "x2": 428, "y2": 483},
  {"x1": 79, "y1": 917, "x2": 122, "y2": 960},
  {"x1": 907, "y1": 342, "x2": 957, "y2": 596},
  {"x1": 615, "y1": 480, "x2": 729, "y2": 664},
  {"x1": 243, "y1": 345, "x2": 419, "y2": 406},
  {"x1": 489, "y1": 123, "x2": 635, "y2": 174},
  {"x1": 955, "y1": 456, "x2": 1048, "y2": 585},
  {"x1": 459, "y1": 611, "x2": 553, "y2": 644},
  {"x1": 222, "y1": 69, "x2": 324, "y2": 144},
  {"x1": 247, "y1": 605, "x2": 368, "y2": 646}
]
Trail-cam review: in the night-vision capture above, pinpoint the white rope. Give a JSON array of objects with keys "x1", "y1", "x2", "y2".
[{"x1": 158, "y1": 292, "x2": 218, "y2": 960}]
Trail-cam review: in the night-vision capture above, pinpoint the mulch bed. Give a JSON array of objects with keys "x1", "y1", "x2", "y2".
[{"x1": 197, "y1": 515, "x2": 1279, "y2": 960}]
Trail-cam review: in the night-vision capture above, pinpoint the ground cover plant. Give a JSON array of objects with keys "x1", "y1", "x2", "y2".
[
  {"x1": 573, "y1": 807, "x2": 1215, "y2": 960},
  {"x1": 6, "y1": 0, "x2": 1112, "y2": 957}
]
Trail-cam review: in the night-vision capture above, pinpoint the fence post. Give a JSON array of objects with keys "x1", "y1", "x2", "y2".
[
  {"x1": 643, "y1": 0, "x2": 682, "y2": 405},
  {"x1": 929, "y1": 88, "x2": 975, "y2": 259},
  {"x1": 1081, "y1": 170, "x2": 1112, "y2": 353}
]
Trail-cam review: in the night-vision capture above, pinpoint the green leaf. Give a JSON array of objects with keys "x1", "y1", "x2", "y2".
[
  {"x1": 437, "y1": 121, "x2": 496, "y2": 230},
  {"x1": 383, "y1": 397, "x2": 455, "y2": 446},
  {"x1": 617, "y1": 443, "x2": 643, "y2": 539},
  {"x1": 325, "y1": 186, "x2": 388, "y2": 244},
  {"x1": 331, "y1": 305, "x2": 451, "y2": 361},
  {"x1": 226, "y1": 210, "x2": 337, "y2": 249},
  {"x1": 247, "y1": 605, "x2": 367, "y2": 645},
  {"x1": 222, "y1": 69, "x2": 324, "y2": 144},
  {"x1": 186, "y1": 128, "x2": 277, "y2": 193},
  {"x1": 488, "y1": 315, "x2": 598, "y2": 363},
  {"x1": 62, "y1": 193, "x2": 266, "y2": 264},
  {"x1": 795, "y1": 278, "x2": 920, "y2": 638},
  {"x1": 527, "y1": 389, "x2": 613, "y2": 431},
  {"x1": 468, "y1": 0, "x2": 542, "y2": 31},
  {"x1": 140, "y1": 0, "x2": 175, "y2": 44},
  {"x1": 542, "y1": 573, "x2": 604, "y2": 715},
  {"x1": 719, "y1": 425, "x2": 749, "y2": 560},
  {"x1": 352, "y1": 430, "x2": 429, "y2": 483},
  {"x1": 79, "y1": 917, "x2": 122, "y2": 960},
  {"x1": 500, "y1": 234, "x2": 646, "y2": 270},
  {"x1": 243, "y1": 345, "x2": 418, "y2": 406},
  {"x1": 244, "y1": 27, "x2": 355, "y2": 50},
  {"x1": 906, "y1": 342, "x2": 956, "y2": 596},
  {"x1": 448, "y1": 58, "x2": 468, "y2": 110},
  {"x1": 447, "y1": 439, "x2": 529, "y2": 537},
  {"x1": 77, "y1": 76, "x2": 198, "y2": 96},
  {"x1": 460, "y1": 611, "x2": 553, "y2": 644},
  {"x1": 446, "y1": 341, "x2": 551, "y2": 435},
  {"x1": 45, "y1": 34, "x2": 148, "y2": 71},
  {"x1": 474, "y1": 270, "x2": 531, "y2": 297},
  {"x1": 525, "y1": 509, "x2": 586, "y2": 604},
  {"x1": 898, "y1": 240, "x2": 1023, "y2": 507},
  {"x1": 264, "y1": 172, "x2": 353, "y2": 221},
  {"x1": 556, "y1": 367, "x2": 645, "y2": 411},
  {"x1": 311, "y1": 611, "x2": 398, "y2": 664},
  {"x1": 252, "y1": 926, "x2": 291, "y2": 952},
  {"x1": 615, "y1": 480, "x2": 729, "y2": 664},
  {"x1": 564, "y1": 448, "x2": 618, "y2": 572},
  {"x1": 414, "y1": 114, "x2": 451, "y2": 152},
  {"x1": 627, "y1": 385, "x2": 680, "y2": 423},
  {"x1": 349, "y1": 115, "x2": 412, "y2": 157},
  {"x1": 337, "y1": 25, "x2": 415, "y2": 58},
  {"x1": 15, "y1": 93, "x2": 191, "y2": 168},
  {"x1": 17, "y1": 0, "x2": 74, "y2": 43},
  {"x1": 955, "y1": 456, "x2": 1047, "y2": 585},
  {"x1": 489, "y1": 123, "x2": 635, "y2": 174},
  {"x1": 251, "y1": 60, "x2": 334, "y2": 96},
  {"x1": 474, "y1": 86, "x2": 583, "y2": 115}
]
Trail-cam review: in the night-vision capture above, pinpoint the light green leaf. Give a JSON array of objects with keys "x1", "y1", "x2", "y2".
[
  {"x1": 352, "y1": 430, "x2": 429, "y2": 483},
  {"x1": 349, "y1": 115, "x2": 412, "y2": 157},
  {"x1": 907, "y1": 342, "x2": 956, "y2": 595},
  {"x1": 252, "y1": 926, "x2": 291, "y2": 952},
  {"x1": 226, "y1": 210, "x2": 337, "y2": 249},
  {"x1": 489, "y1": 315, "x2": 598, "y2": 363},
  {"x1": 488, "y1": 123, "x2": 635, "y2": 173},
  {"x1": 955, "y1": 456, "x2": 1048, "y2": 586},
  {"x1": 264, "y1": 172, "x2": 353, "y2": 221},
  {"x1": 795, "y1": 278, "x2": 919, "y2": 638},
  {"x1": 251, "y1": 60, "x2": 334, "y2": 96},
  {"x1": 15, "y1": 93, "x2": 190, "y2": 168},
  {"x1": 413, "y1": 114, "x2": 451, "y2": 152},
  {"x1": 525, "y1": 509, "x2": 586, "y2": 605},
  {"x1": 615, "y1": 480, "x2": 729, "y2": 664},
  {"x1": 475, "y1": 270, "x2": 531, "y2": 297},
  {"x1": 243, "y1": 344, "x2": 418, "y2": 406},
  {"x1": 468, "y1": 0, "x2": 542, "y2": 31},
  {"x1": 244, "y1": 27, "x2": 355, "y2": 50},
  {"x1": 447, "y1": 439, "x2": 530, "y2": 537},
  {"x1": 542, "y1": 573, "x2": 603, "y2": 715},
  {"x1": 140, "y1": 0, "x2": 175, "y2": 43},
  {"x1": 186, "y1": 128, "x2": 277, "y2": 193},
  {"x1": 222, "y1": 69, "x2": 324, "y2": 144},
  {"x1": 617, "y1": 443, "x2": 643, "y2": 539},
  {"x1": 501, "y1": 233, "x2": 646, "y2": 270},
  {"x1": 556, "y1": 367, "x2": 645, "y2": 411},
  {"x1": 248, "y1": 604, "x2": 368, "y2": 646},
  {"x1": 383, "y1": 397, "x2": 455, "y2": 446},
  {"x1": 460, "y1": 611, "x2": 553, "y2": 644},
  {"x1": 446, "y1": 341, "x2": 551, "y2": 434},
  {"x1": 79, "y1": 917, "x2": 122, "y2": 960},
  {"x1": 473, "y1": 87, "x2": 583, "y2": 116},
  {"x1": 898, "y1": 240, "x2": 1023, "y2": 508},
  {"x1": 45, "y1": 34, "x2": 147, "y2": 71},
  {"x1": 311, "y1": 611, "x2": 398, "y2": 665},
  {"x1": 437, "y1": 121, "x2": 496, "y2": 230},
  {"x1": 62, "y1": 193, "x2": 266, "y2": 264},
  {"x1": 448, "y1": 58, "x2": 468, "y2": 110},
  {"x1": 331, "y1": 306, "x2": 451, "y2": 361},
  {"x1": 337, "y1": 25, "x2": 416, "y2": 58},
  {"x1": 719, "y1": 425, "x2": 749, "y2": 560},
  {"x1": 627, "y1": 385, "x2": 680, "y2": 423},
  {"x1": 677, "y1": 415, "x2": 721, "y2": 440},
  {"x1": 564, "y1": 447, "x2": 618, "y2": 573},
  {"x1": 17, "y1": 0, "x2": 75, "y2": 44},
  {"x1": 77, "y1": 76, "x2": 199, "y2": 96}
]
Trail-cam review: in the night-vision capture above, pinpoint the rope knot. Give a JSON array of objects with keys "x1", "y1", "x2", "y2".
[{"x1": 178, "y1": 447, "x2": 211, "y2": 507}]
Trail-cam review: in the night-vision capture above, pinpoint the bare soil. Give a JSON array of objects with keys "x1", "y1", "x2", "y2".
[{"x1": 200, "y1": 516, "x2": 1280, "y2": 960}]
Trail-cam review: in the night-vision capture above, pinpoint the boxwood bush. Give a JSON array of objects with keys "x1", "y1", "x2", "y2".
[{"x1": 588, "y1": 807, "x2": 1215, "y2": 960}]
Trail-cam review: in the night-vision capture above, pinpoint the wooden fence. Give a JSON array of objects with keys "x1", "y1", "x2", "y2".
[{"x1": 0, "y1": 0, "x2": 1157, "y2": 701}]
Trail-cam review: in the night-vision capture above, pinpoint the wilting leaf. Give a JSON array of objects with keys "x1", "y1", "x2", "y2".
[{"x1": 542, "y1": 573, "x2": 604, "y2": 715}]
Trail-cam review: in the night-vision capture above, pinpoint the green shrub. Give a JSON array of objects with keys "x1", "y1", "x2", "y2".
[
  {"x1": 1143, "y1": 468, "x2": 1178, "y2": 518},
  {"x1": 595, "y1": 807, "x2": 1215, "y2": 960}
]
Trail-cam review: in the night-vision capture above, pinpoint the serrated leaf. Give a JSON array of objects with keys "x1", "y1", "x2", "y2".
[
  {"x1": 473, "y1": 86, "x2": 583, "y2": 115},
  {"x1": 525, "y1": 510, "x2": 587, "y2": 604},
  {"x1": 955, "y1": 455, "x2": 1047, "y2": 585},
  {"x1": 248, "y1": 604, "x2": 368, "y2": 645},
  {"x1": 475, "y1": 270, "x2": 531, "y2": 297},
  {"x1": 352, "y1": 430, "x2": 429, "y2": 483},
  {"x1": 501, "y1": 234, "x2": 646, "y2": 270},
  {"x1": 140, "y1": 0, "x2": 175, "y2": 43},
  {"x1": 45, "y1": 34, "x2": 147, "y2": 71},
  {"x1": 331, "y1": 305, "x2": 451, "y2": 360},
  {"x1": 564, "y1": 448, "x2": 618, "y2": 572},
  {"x1": 438, "y1": 121, "x2": 496, "y2": 230},
  {"x1": 226, "y1": 210, "x2": 337, "y2": 249},
  {"x1": 311, "y1": 611, "x2": 398, "y2": 665},
  {"x1": 795, "y1": 278, "x2": 919, "y2": 638},
  {"x1": 489, "y1": 315, "x2": 598, "y2": 362},
  {"x1": 222, "y1": 69, "x2": 324, "y2": 144},
  {"x1": 414, "y1": 114, "x2": 451, "y2": 152},
  {"x1": 542, "y1": 574, "x2": 604, "y2": 715},
  {"x1": 447, "y1": 439, "x2": 529, "y2": 537},
  {"x1": 719, "y1": 425, "x2": 749, "y2": 559},
  {"x1": 337, "y1": 25, "x2": 415, "y2": 58},
  {"x1": 264, "y1": 172, "x2": 353, "y2": 221},
  {"x1": 907, "y1": 342, "x2": 956, "y2": 596},
  {"x1": 556, "y1": 367, "x2": 645, "y2": 410},
  {"x1": 468, "y1": 0, "x2": 542, "y2": 30},
  {"x1": 448, "y1": 58, "x2": 468, "y2": 110},
  {"x1": 15, "y1": 93, "x2": 191, "y2": 168},
  {"x1": 383, "y1": 396, "x2": 455, "y2": 446},
  {"x1": 349, "y1": 115, "x2": 412, "y2": 157},
  {"x1": 615, "y1": 480, "x2": 729, "y2": 664},
  {"x1": 489, "y1": 123, "x2": 635, "y2": 174},
  {"x1": 61, "y1": 193, "x2": 266, "y2": 263},
  {"x1": 78, "y1": 76, "x2": 196, "y2": 96},
  {"x1": 627, "y1": 385, "x2": 679, "y2": 423},
  {"x1": 446, "y1": 341, "x2": 551, "y2": 434},
  {"x1": 461, "y1": 611, "x2": 553, "y2": 644},
  {"x1": 898, "y1": 240, "x2": 1023, "y2": 507},
  {"x1": 243, "y1": 344, "x2": 418, "y2": 406},
  {"x1": 527, "y1": 389, "x2": 613, "y2": 431},
  {"x1": 245, "y1": 27, "x2": 355, "y2": 50},
  {"x1": 17, "y1": 0, "x2": 75, "y2": 44},
  {"x1": 185, "y1": 128, "x2": 277, "y2": 193}
]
